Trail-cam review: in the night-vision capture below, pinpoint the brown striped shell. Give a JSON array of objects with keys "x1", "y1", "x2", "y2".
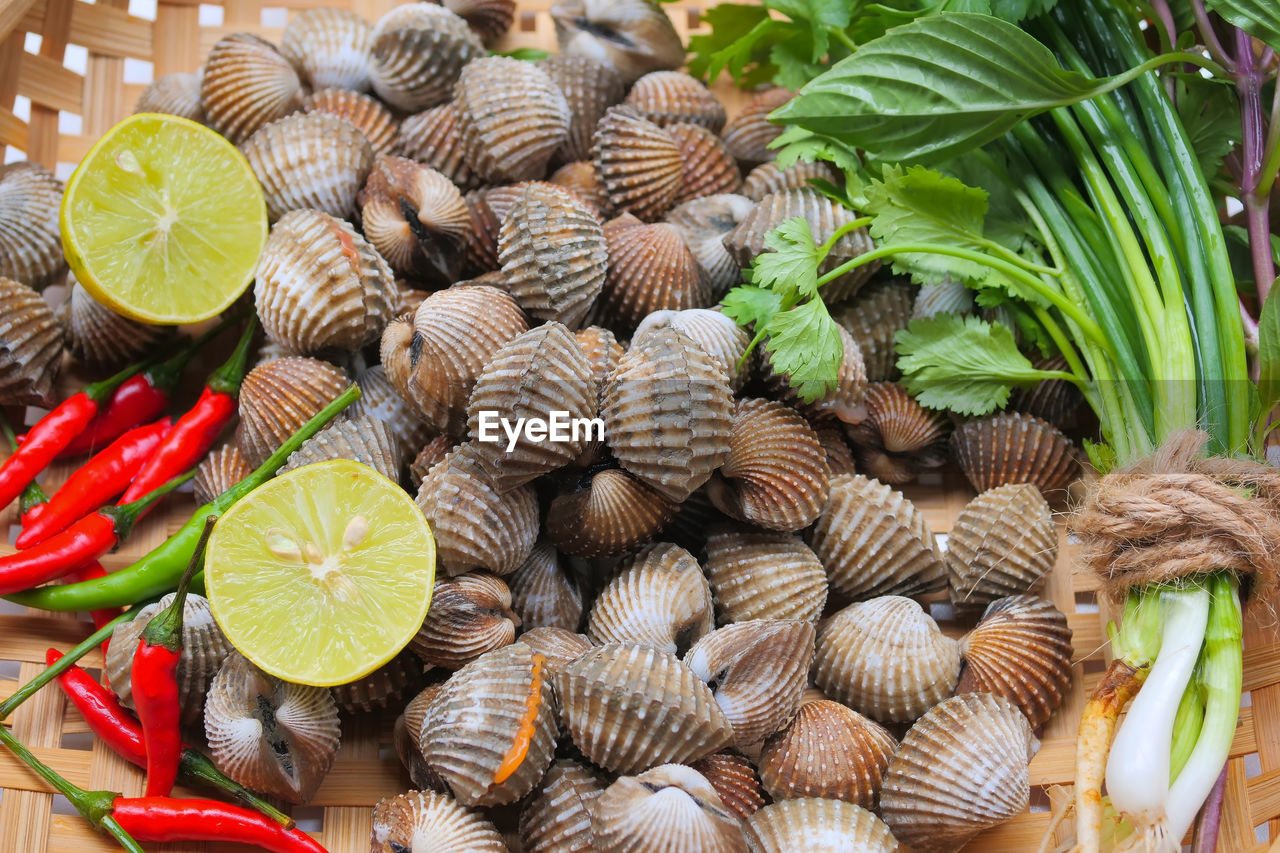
[
  {"x1": 498, "y1": 183, "x2": 607, "y2": 328},
  {"x1": 303, "y1": 88, "x2": 397, "y2": 156},
  {"x1": 556, "y1": 643, "x2": 734, "y2": 773},
  {"x1": 879, "y1": 693, "x2": 1038, "y2": 852},
  {"x1": 757, "y1": 700, "x2": 895, "y2": 809},
  {"x1": 706, "y1": 398, "x2": 831, "y2": 532},
  {"x1": 395, "y1": 684, "x2": 444, "y2": 791},
  {"x1": 520, "y1": 757, "x2": 607, "y2": 853},
  {"x1": 0, "y1": 162, "x2": 65, "y2": 291},
  {"x1": 813, "y1": 424, "x2": 857, "y2": 477},
  {"x1": 951, "y1": 412, "x2": 1079, "y2": 498},
  {"x1": 371, "y1": 790, "x2": 507, "y2": 851},
  {"x1": 575, "y1": 325, "x2": 625, "y2": 399},
  {"x1": 443, "y1": 0, "x2": 515, "y2": 44},
  {"x1": 689, "y1": 753, "x2": 767, "y2": 820},
  {"x1": 742, "y1": 160, "x2": 842, "y2": 202},
  {"x1": 350, "y1": 364, "x2": 434, "y2": 457},
  {"x1": 204, "y1": 651, "x2": 340, "y2": 804},
  {"x1": 704, "y1": 530, "x2": 829, "y2": 624},
  {"x1": 415, "y1": 442, "x2": 538, "y2": 575},
  {"x1": 958, "y1": 595, "x2": 1073, "y2": 728},
  {"x1": 519, "y1": 627, "x2": 595, "y2": 674},
  {"x1": 234, "y1": 356, "x2": 349, "y2": 467},
  {"x1": 721, "y1": 88, "x2": 793, "y2": 167},
  {"x1": 193, "y1": 444, "x2": 253, "y2": 506},
  {"x1": 757, "y1": 322, "x2": 868, "y2": 424},
  {"x1": 200, "y1": 33, "x2": 304, "y2": 145},
  {"x1": 551, "y1": 0, "x2": 685, "y2": 84},
  {"x1": 549, "y1": 161, "x2": 612, "y2": 219},
  {"x1": 419, "y1": 641, "x2": 558, "y2": 806},
  {"x1": 625, "y1": 71, "x2": 727, "y2": 133},
  {"x1": 587, "y1": 542, "x2": 714, "y2": 655},
  {"x1": 593, "y1": 764, "x2": 748, "y2": 853},
  {"x1": 507, "y1": 541, "x2": 585, "y2": 632},
  {"x1": 0, "y1": 276, "x2": 62, "y2": 407},
  {"x1": 331, "y1": 650, "x2": 426, "y2": 714},
  {"x1": 813, "y1": 596, "x2": 961, "y2": 724},
  {"x1": 241, "y1": 113, "x2": 375, "y2": 222},
  {"x1": 369, "y1": 3, "x2": 485, "y2": 112},
  {"x1": 633, "y1": 308, "x2": 751, "y2": 390},
  {"x1": 358, "y1": 156, "x2": 471, "y2": 283},
  {"x1": 833, "y1": 279, "x2": 915, "y2": 382},
  {"x1": 254, "y1": 208, "x2": 395, "y2": 354},
  {"x1": 947, "y1": 484, "x2": 1058, "y2": 613},
  {"x1": 279, "y1": 414, "x2": 402, "y2": 482},
  {"x1": 397, "y1": 104, "x2": 481, "y2": 191},
  {"x1": 539, "y1": 55, "x2": 627, "y2": 164},
  {"x1": 664, "y1": 193, "x2": 754, "y2": 300},
  {"x1": 593, "y1": 106, "x2": 684, "y2": 221},
  {"x1": 280, "y1": 8, "x2": 373, "y2": 92},
  {"x1": 547, "y1": 466, "x2": 677, "y2": 557},
  {"x1": 134, "y1": 72, "x2": 205, "y2": 123},
  {"x1": 598, "y1": 215, "x2": 711, "y2": 332},
  {"x1": 62, "y1": 280, "x2": 171, "y2": 368},
  {"x1": 843, "y1": 382, "x2": 950, "y2": 485},
  {"x1": 455, "y1": 56, "x2": 571, "y2": 183},
  {"x1": 745, "y1": 799, "x2": 900, "y2": 853},
  {"x1": 669, "y1": 123, "x2": 742, "y2": 205},
  {"x1": 1010, "y1": 355, "x2": 1084, "y2": 427}
]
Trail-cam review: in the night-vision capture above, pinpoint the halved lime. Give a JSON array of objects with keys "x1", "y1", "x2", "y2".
[
  {"x1": 60, "y1": 113, "x2": 267, "y2": 324},
  {"x1": 204, "y1": 460, "x2": 436, "y2": 686}
]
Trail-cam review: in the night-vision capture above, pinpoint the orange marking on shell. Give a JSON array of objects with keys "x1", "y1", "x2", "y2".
[{"x1": 493, "y1": 652, "x2": 545, "y2": 784}]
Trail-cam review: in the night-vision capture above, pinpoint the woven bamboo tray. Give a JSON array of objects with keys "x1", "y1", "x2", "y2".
[{"x1": 3, "y1": 1, "x2": 1280, "y2": 850}]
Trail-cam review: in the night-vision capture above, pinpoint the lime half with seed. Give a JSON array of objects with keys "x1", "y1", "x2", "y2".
[
  {"x1": 60, "y1": 112, "x2": 267, "y2": 324},
  {"x1": 204, "y1": 460, "x2": 436, "y2": 686}
]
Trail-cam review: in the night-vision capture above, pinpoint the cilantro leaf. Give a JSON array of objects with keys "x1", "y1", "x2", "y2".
[
  {"x1": 762, "y1": 299, "x2": 844, "y2": 403},
  {"x1": 749, "y1": 217, "x2": 821, "y2": 300},
  {"x1": 687, "y1": 4, "x2": 774, "y2": 83},
  {"x1": 721, "y1": 285, "x2": 784, "y2": 331}
]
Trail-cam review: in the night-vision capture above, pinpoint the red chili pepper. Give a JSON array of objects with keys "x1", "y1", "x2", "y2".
[
  {"x1": 111, "y1": 798, "x2": 327, "y2": 852},
  {"x1": 1, "y1": 411, "x2": 51, "y2": 527},
  {"x1": 17, "y1": 419, "x2": 171, "y2": 549}
]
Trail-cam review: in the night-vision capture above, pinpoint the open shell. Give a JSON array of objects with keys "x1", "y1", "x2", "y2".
[
  {"x1": 241, "y1": 113, "x2": 375, "y2": 222},
  {"x1": 62, "y1": 280, "x2": 171, "y2": 368},
  {"x1": 593, "y1": 764, "x2": 748, "y2": 853},
  {"x1": 358, "y1": 155, "x2": 471, "y2": 283},
  {"x1": 721, "y1": 88, "x2": 793, "y2": 167},
  {"x1": 540, "y1": 55, "x2": 627, "y2": 164},
  {"x1": 279, "y1": 414, "x2": 402, "y2": 482},
  {"x1": 508, "y1": 541, "x2": 585, "y2": 632},
  {"x1": 193, "y1": 444, "x2": 253, "y2": 506},
  {"x1": 331, "y1": 650, "x2": 426, "y2": 715},
  {"x1": 0, "y1": 276, "x2": 63, "y2": 406},
  {"x1": 397, "y1": 103, "x2": 481, "y2": 192},
  {"x1": 625, "y1": 71, "x2": 727, "y2": 132},
  {"x1": 371, "y1": 790, "x2": 507, "y2": 852},
  {"x1": 455, "y1": 56, "x2": 571, "y2": 183},
  {"x1": 134, "y1": 72, "x2": 205, "y2": 123},
  {"x1": 689, "y1": 753, "x2": 767, "y2": 820},
  {"x1": 200, "y1": 33, "x2": 304, "y2": 145},
  {"x1": 593, "y1": 106, "x2": 684, "y2": 222},
  {"x1": 843, "y1": 382, "x2": 950, "y2": 485},
  {"x1": 280, "y1": 8, "x2": 373, "y2": 92},
  {"x1": 520, "y1": 757, "x2": 607, "y2": 853},
  {"x1": 951, "y1": 412, "x2": 1079, "y2": 498},
  {"x1": 833, "y1": 280, "x2": 915, "y2": 382},
  {"x1": 745, "y1": 798, "x2": 900, "y2": 853},
  {"x1": 551, "y1": 0, "x2": 685, "y2": 85},
  {"x1": 547, "y1": 466, "x2": 678, "y2": 558},
  {"x1": 704, "y1": 530, "x2": 829, "y2": 624},
  {"x1": 946, "y1": 483, "x2": 1058, "y2": 614},
  {"x1": 0, "y1": 162, "x2": 65, "y2": 291},
  {"x1": 587, "y1": 542, "x2": 714, "y2": 656},
  {"x1": 369, "y1": 3, "x2": 484, "y2": 112},
  {"x1": 234, "y1": 356, "x2": 349, "y2": 468},
  {"x1": 664, "y1": 194, "x2": 754, "y2": 301}
]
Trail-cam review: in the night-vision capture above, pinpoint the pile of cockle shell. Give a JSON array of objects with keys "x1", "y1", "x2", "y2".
[{"x1": 0, "y1": 1, "x2": 1090, "y2": 850}]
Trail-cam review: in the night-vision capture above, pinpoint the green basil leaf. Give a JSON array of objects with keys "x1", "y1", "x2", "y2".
[{"x1": 1206, "y1": 0, "x2": 1280, "y2": 53}]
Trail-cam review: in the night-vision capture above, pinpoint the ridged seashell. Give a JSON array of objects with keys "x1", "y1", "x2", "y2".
[
  {"x1": 547, "y1": 466, "x2": 677, "y2": 557},
  {"x1": 951, "y1": 412, "x2": 1079, "y2": 498},
  {"x1": 757, "y1": 322, "x2": 868, "y2": 424},
  {"x1": 106, "y1": 593, "x2": 232, "y2": 727},
  {"x1": 813, "y1": 424, "x2": 857, "y2": 477},
  {"x1": 395, "y1": 684, "x2": 444, "y2": 791},
  {"x1": 0, "y1": 162, "x2": 64, "y2": 291},
  {"x1": 134, "y1": 72, "x2": 205, "y2": 122},
  {"x1": 62, "y1": 281, "x2": 171, "y2": 368},
  {"x1": 685, "y1": 620, "x2": 815, "y2": 748},
  {"x1": 1010, "y1": 355, "x2": 1083, "y2": 427},
  {"x1": 664, "y1": 194, "x2": 754, "y2": 300},
  {"x1": 254, "y1": 209, "x2": 395, "y2": 354},
  {"x1": 234, "y1": 356, "x2": 349, "y2": 467},
  {"x1": 634, "y1": 308, "x2": 750, "y2": 390},
  {"x1": 397, "y1": 104, "x2": 481, "y2": 191},
  {"x1": 588, "y1": 543, "x2": 714, "y2": 655},
  {"x1": 460, "y1": 186, "x2": 510, "y2": 274},
  {"x1": 519, "y1": 627, "x2": 594, "y2": 673},
  {"x1": 549, "y1": 161, "x2": 611, "y2": 219},
  {"x1": 813, "y1": 596, "x2": 961, "y2": 723},
  {"x1": 602, "y1": 326, "x2": 733, "y2": 502},
  {"x1": 742, "y1": 161, "x2": 841, "y2": 202},
  {"x1": 456, "y1": 57, "x2": 571, "y2": 183},
  {"x1": 411, "y1": 570, "x2": 518, "y2": 669},
  {"x1": 303, "y1": 88, "x2": 396, "y2": 156},
  {"x1": 279, "y1": 414, "x2": 402, "y2": 481},
  {"x1": 520, "y1": 757, "x2": 606, "y2": 853},
  {"x1": 369, "y1": 3, "x2": 485, "y2": 112},
  {"x1": 844, "y1": 382, "x2": 950, "y2": 486},
  {"x1": 419, "y1": 642, "x2": 558, "y2": 806},
  {"x1": 280, "y1": 8, "x2": 373, "y2": 91},
  {"x1": 807, "y1": 474, "x2": 946, "y2": 600},
  {"x1": 593, "y1": 764, "x2": 748, "y2": 852},
  {"x1": 745, "y1": 799, "x2": 900, "y2": 853},
  {"x1": 371, "y1": 790, "x2": 507, "y2": 852},
  {"x1": 358, "y1": 156, "x2": 470, "y2": 283},
  {"x1": 598, "y1": 215, "x2": 710, "y2": 333},
  {"x1": 415, "y1": 443, "x2": 539, "y2": 575},
  {"x1": 443, "y1": 0, "x2": 514, "y2": 44},
  {"x1": 0, "y1": 277, "x2": 63, "y2": 406},
  {"x1": 704, "y1": 531, "x2": 828, "y2": 624},
  {"x1": 200, "y1": 33, "x2": 304, "y2": 145},
  {"x1": 350, "y1": 364, "x2": 434, "y2": 457},
  {"x1": 593, "y1": 106, "x2": 684, "y2": 221},
  {"x1": 540, "y1": 55, "x2": 627, "y2": 163},
  {"x1": 727, "y1": 189, "x2": 878, "y2": 303},
  {"x1": 192, "y1": 444, "x2": 253, "y2": 506},
  {"x1": 689, "y1": 753, "x2": 766, "y2": 820},
  {"x1": 409, "y1": 434, "x2": 454, "y2": 489},
  {"x1": 947, "y1": 484, "x2": 1057, "y2": 613},
  {"x1": 912, "y1": 277, "x2": 974, "y2": 319},
  {"x1": 707, "y1": 398, "x2": 831, "y2": 532},
  {"x1": 498, "y1": 183, "x2": 607, "y2": 328},
  {"x1": 575, "y1": 325, "x2": 624, "y2": 398},
  {"x1": 668, "y1": 122, "x2": 744, "y2": 204},
  {"x1": 833, "y1": 280, "x2": 915, "y2": 382},
  {"x1": 552, "y1": 0, "x2": 685, "y2": 84},
  {"x1": 757, "y1": 700, "x2": 895, "y2": 808},
  {"x1": 508, "y1": 542, "x2": 585, "y2": 632},
  {"x1": 204, "y1": 652, "x2": 339, "y2": 804},
  {"x1": 721, "y1": 88, "x2": 793, "y2": 167},
  {"x1": 331, "y1": 650, "x2": 426, "y2": 714},
  {"x1": 880, "y1": 693, "x2": 1038, "y2": 852},
  {"x1": 557, "y1": 643, "x2": 734, "y2": 773},
  {"x1": 625, "y1": 71, "x2": 727, "y2": 133},
  {"x1": 242, "y1": 113, "x2": 375, "y2": 222}
]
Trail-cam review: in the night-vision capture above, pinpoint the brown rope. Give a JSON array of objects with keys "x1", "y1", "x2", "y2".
[{"x1": 1070, "y1": 430, "x2": 1280, "y2": 601}]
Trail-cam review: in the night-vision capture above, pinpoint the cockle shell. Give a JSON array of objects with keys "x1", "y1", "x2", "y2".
[
  {"x1": 280, "y1": 415, "x2": 402, "y2": 482},
  {"x1": 395, "y1": 684, "x2": 444, "y2": 791},
  {"x1": 193, "y1": 444, "x2": 253, "y2": 506},
  {"x1": 742, "y1": 160, "x2": 841, "y2": 202},
  {"x1": 843, "y1": 382, "x2": 950, "y2": 485},
  {"x1": 547, "y1": 466, "x2": 678, "y2": 557},
  {"x1": 200, "y1": 33, "x2": 304, "y2": 145},
  {"x1": 685, "y1": 620, "x2": 815, "y2": 748},
  {"x1": 520, "y1": 757, "x2": 607, "y2": 853},
  {"x1": 958, "y1": 595, "x2": 1074, "y2": 728},
  {"x1": 593, "y1": 106, "x2": 685, "y2": 221},
  {"x1": 625, "y1": 71, "x2": 727, "y2": 133},
  {"x1": 369, "y1": 3, "x2": 484, "y2": 112},
  {"x1": 807, "y1": 474, "x2": 946, "y2": 600},
  {"x1": 634, "y1": 308, "x2": 750, "y2": 390},
  {"x1": 912, "y1": 277, "x2": 974, "y2": 319},
  {"x1": 539, "y1": 55, "x2": 626, "y2": 164},
  {"x1": 241, "y1": 113, "x2": 375, "y2": 222},
  {"x1": 947, "y1": 483, "x2": 1058, "y2": 613},
  {"x1": 703, "y1": 530, "x2": 829, "y2": 624},
  {"x1": 593, "y1": 764, "x2": 748, "y2": 853},
  {"x1": 350, "y1": 364, "x2": 434, "y2": 457},
  {"x1": 551, "y1": 0, "x2": 685, "y2": 84},
  {"x1": 756, "y1": 699, "x2": 895, "y2": 808},
  {"x1": 951, "y1": 411, "x2": 1079, "y2": 498},
  {"x1": 397, "y1": 104, "x2": 481, "y2": 192},
  {"x1": 331, "y1": 650, "x2": 426, "y2": 714},
  {"x1": 1010, "y1": 355, "x2": 1083, "y2": 427},
  {"x1": 107, "y1": 593, "x2": 233, "y2": 728},
  {"x1": 706, "y1": 398, "x2": 831, "y2": 532},
  {"x1": 0, "y1": 277, "x2": 62, "y2": 407},
  {"x1": 598, "y1": 215, "x2": 711, "y2": 332},
  {"x1": 419, "y1": 642, "x2": 558, "y2": 806},
  {"x1": 280, "y1": 8, "x2": 373, "y2": 92},
  {"x1": 519, "y1": 627, "x2": 594, "y2": 673},
  {"x1": 234, "y1": 356, "x2": 349, "y2": 467},
  {"x1": 303, "y1": 88, "x2": 397, "y2": 156},
  {"x1": 204, "y1": 651, "x2": 340, "y2": 804},
  {"x1": 443, "y1": 0, "x2": 515, "y2": 44},
  {"x1": 507, "y1": 541, "x2": 585, "y2": 632},
  {"x1": 575, "y1": 325, "x2": 624, "y2": 398},
  {"x1": 549, "y1": 161, "x2": 612, "y2": 219},
  {"x1": 0, "y1": 162, "x2": 65, "y2": 291},
  {"x1": 744, "y1": 798, "x2": 900, "y2": 853},
  {"x1": 833, "y1": 279, "x2": 916, "y2": 382},
  {"x1": 409, "y1": 434, "x2": 453, "y2": 489},
  {"x1": 358, "y1": 156, "x2": 471, "y2": 283},
  {"x1": 556, "y1": 643, "x2": 734, "y2": 773},
  {"x1": 455, "y1": 56, "x2": 571, "y2": 183},
  {"x1": 664, "y1": 194, "x2": 755, "y2": 300},
  {"x1": 721, "y1": 88, "x2": 793, "y2": 167},
  {"x1": 415, "y1": 442, "x2": 539, "y2": 575},
  {"x1": 255, "y1": 208, "x2": 395, "y2": 354},
  {"x1": 588, "y1": 542, "x2": 714, "y2": 655},
  {"x1": 62, "y1": 280, "x2": 171, "y2": 368},
  {"x1": 689, "y1": 753, "x2": 767, "y2": 820},
  {"x1": 813, "y1": 596, "x2": 961, "y2": 723},
  {"x1": 813, "y1": 424, "x2": 857, "y2": 477},
  {"x1": 667, "y1": 123, "x2": 743, "y2": 203},
  {"x1": 371, "y1": 790, "x2": 507, "y2": 852},
  {"x1": 134, "y1": 71, "x2": 205, "y2": 122},
  {"x1": 498, "y1": 183, "x2": 607, "y2": 328},
  {"x1": 757, "y1": 322, "x2": 867, "y2": 424},
  {"x1": 879, "y1": 693, "x2": 1038, "y2": 852}
]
